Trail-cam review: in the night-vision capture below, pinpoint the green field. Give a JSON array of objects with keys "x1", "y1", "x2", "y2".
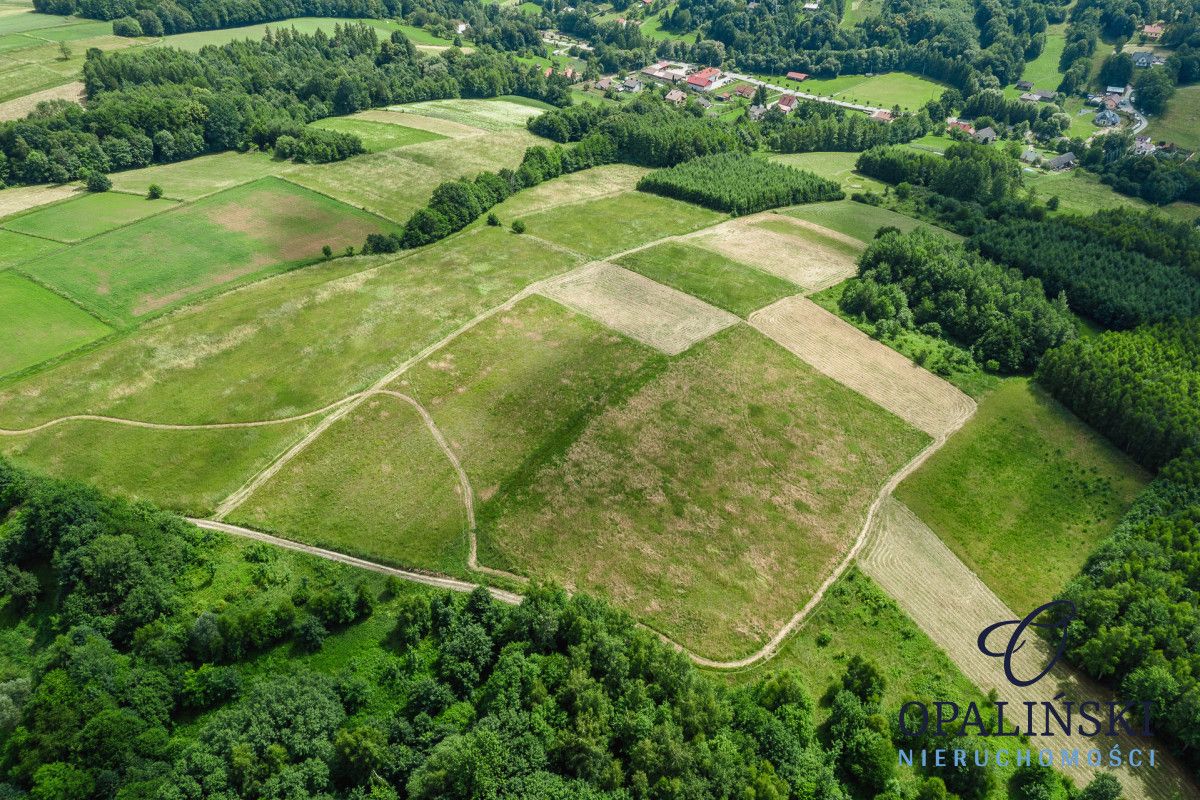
[
  {"x1": 155, "y1": 17, "x2": 438, "y2": 51},
  {"x1": 0, "y1": 229, "x2": 63, "y2": 269},
  {"x1": 480, "y1": 324, "x2": 929, "y2": 659},
  {"x1": 782, "y1": 198, "x2": 961, "y2": 243},
  {"x1": 0, "y1": 271, "x2": 111, "y2": 376},
  {"x1": 0, "y1": 32, "x2": 138, "y2": 103},
  {"x1": 895, "y1": 378, "x2": 1149, "y2": 613},
  {"x1": 1025, "y1": 165, "x2": 1160, "y2": 216},
  {"x1": 2, "y1": 190, "x2": 176, "y2": 242},
  {"x1": 19, "y1": 177, "x2": 395, "y2": 324},
  {"x1": 760, "y1": 71, "x2": 946, "y2": 111},
  {"x1": 615, "y1": 241, "x2": 798, "y2": 316},
  {"x1": 0, "y1": 225, "x2": 579, "y2": 429},
  {"x1": 769, "y1": 151, "x2": 887, "y2": 193},
  {"x1": 108, "y1": 150, "x2": 284, "y2": 200},
  {"x1": 638, "y1": 9, "x2": 679, "y2": 41},
  {"x1": 521, "y1": 191, "x2": 725, "y2": 258},
  {"x1": 308, "y1": 115, "x2": 446, "y2": 152},
  {"x1": 1016, "y1": 23, "x2": 1066, "y2": 91},
  {"x1": 1146, "y1": 83, "x2": 1200, "y2": 150}
]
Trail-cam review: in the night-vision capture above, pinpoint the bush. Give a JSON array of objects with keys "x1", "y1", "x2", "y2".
[
  {"x1": 321, "y1": 244, "x2": 332, "y2": 259},
  {"x1": 511, "y1": 219, "x2": 526, "y2": 234},
  {"x1": 146, "y1": 183, "x2": 163, "y2": 199},
  {"x1": 486, "y1": 212, "x2": 499, "y2": 226},
  {"x1": 111, "y1": 15, "x2": 142, "y2": 36},
  {"x1": 85, "y1": 172, "x2": 112, "y2": 192}
]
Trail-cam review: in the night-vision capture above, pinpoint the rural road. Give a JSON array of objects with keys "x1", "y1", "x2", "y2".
[{"x1": 722, "y1": 71, "x2": 887, "y2": 115}]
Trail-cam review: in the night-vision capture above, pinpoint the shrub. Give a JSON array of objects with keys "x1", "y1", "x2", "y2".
[
  {"x1": 111, "y1": 16, "x2": 143, "y2": 36},
  {"x1": 511, "y1": 219, "x2": 526, "y2": 234},
  {"x1": 85, "y1": 172, "x2": 112, "y2": 192},
  {"x1": 486, "y1": 212, "x2": 499, "y2": 226},
  {"x1": 146, "y1": 183, "x2": 163, "y2": 199}
]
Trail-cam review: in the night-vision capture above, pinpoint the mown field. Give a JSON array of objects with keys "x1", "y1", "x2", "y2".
[
  {"x1": 781, "y1": 198, "x2": 961, "y2": 243},
  {"x1": 0, "y1": 270, "x2": 111, "y2": 376},
  {"x1": 478, "y1": 324, "x2": 929, "y2": 659},
  {"x1": 894, "y1": 378, "x2": 1149, "y2": 613},
  {"x1": 2, "y1": 190, "x2": 176, "y2": 242},
  {"x1": 1146, "y1": 83, "x2": 1200, "y2": 151},
  {"x1": 759, "y1": 71, "x2": 946, "y2": 111},
  {"x1": 154, "y1": 16, "x2": 451, "y2": 51},
  {"x1": 307, "y1": 115, "x2": 446, "y2": 152}
]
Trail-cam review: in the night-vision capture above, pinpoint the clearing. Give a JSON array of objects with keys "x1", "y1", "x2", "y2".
[
  {"x1": 781, "y1": 198, "x2": 962, "y2": 243},
  {"x1": 1145, "y1": 83, "x2": 1200, "y2": 151},
  {"x1": 479, "y1": 324, "x2": 929, "y2": 659},
  {"x1": 769, "y1": 152, "x2": 887, "y2": 194},
  {"x1": 18, "y1": 176, "x2": 397, "y2": 324},
  {"x1": 0, "y1": 270, "x2": 111, "y2": 376},
  {"x1": 307, "y1": 115, "x2": 447, "y2": 152},
  {"x1": 893, "y1": 378, "x2": 1149, "y2": 613},
  {"x1": 536, "y1": 262, "x2": 739, "y2": 355},
  {"x1": 2, "y1": 190, "x2": 176, "y2": 243},
  {"x1": 750, "y1": 295, "x2": 973, "y2": 437}
]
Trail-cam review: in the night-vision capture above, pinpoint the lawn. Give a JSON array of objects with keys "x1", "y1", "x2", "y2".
[
  {"x1": 1, "y1": 190, "x2": 176, "y2": 242},
  {"x1": 108, "y1": 150, "x2": 284, "y2": 200},
  {"x1": 19, "y1": 176, "x2": 396, "y2": 325},
  {"x1": 308, "y1": 115, "x2": 446, "y2": 152},
  {"x1": 615, "y1": 241, "x2": 798, "y2": 316},
  {"x1": 479, "y1": 324, "x2": 929, "y2": 659},
  {"x1": 229, "y1": 394, "x2": 469, "y2": 575},
  {"x1": 894, "y1": 378, "x2": 1149, "y2": 613},
  {"x1": 780, "y1": 198, "x2": 961, "y2": 243},
  {"x1": 520, "y1": 191, "x2": 725, "y2": 258},
  {"x1": 0, "y1": 225, "x2": 579, "y2": 429},
  {"x1": 1146, "y1": 82, "x2": 1200, "y2": 151},
  {"x1": 0, "y1": 229, "x2": 63, "y2": 269},
  {"x1": 760, "y1": 71, "x2": 946, "y2": 111},
  {"x1": 638, "y1": 9, "x2": 680, "y2": 41},
  {"x1": 1, "y1": 417, "x2": 313, "y2": 515},
  {"x1": 0, "y1": 271, "x2": 111, "y2": 376}
]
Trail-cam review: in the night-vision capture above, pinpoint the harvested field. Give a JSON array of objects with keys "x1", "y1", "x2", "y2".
[
  {"x1": 356, "y1": 108, "x2": 483, "y2": 138},
  {"x1": 0, "y1": 79, "x2": 82, "y2": 121},
  {"x1": 0, "y1": 183, "x2": 79, "y2": 220},
  {"x1": 537, "y1": 262, "x2": 738, "y2": 355},
  {"x1": 749, "y1": 296, "x2": 973, "y2": 437},
  {"x1": 387, "y1": 98, "x2": 545, "y2": 131},
  {"x1": 859, "y1": 497, "x2": 1200, "y2": 800},
  {"x1": 690, "y1": 214, "x2": 860, "y2": 292}
]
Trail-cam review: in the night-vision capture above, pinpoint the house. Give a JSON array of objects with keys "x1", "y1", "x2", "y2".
[
  {"x1": 1134, "y1": 135, "x2": 1156, "y2": 155},
  {"x1": 973, "y1": 126, "x2": 997, "y2": 144},
  {"x1": 665, "y1": 88, "x2": 687, "y2": 105},
  {"x1": 687, "y1": 66, "x2": 721, "y2": 90},
  {"x1": 777, "y1": 94, "x2": 798, "y2": 113},
  {"x1": 735, "y1": 84, "x2": 757, "y2": 98},
  {"x1": 1035, "y1": 89, "x2": 1056, "y2": 102},
  {"x1": 563, "y1": 68, "x2": 575, "y2": 80},
  {"x1": 543, "y1": 67, "x2": 553, "y2": 78},
  {"x1": 1046, "y1": 152, "x2": 1077, "y2": 170},
  {"x1": 1020, "y1": 149, "x2": 1039, "y2": 165},
  {"x1": 695, "y1": 95, "x2": 712, "y2": 109},
  {"x1": 748, "y1": 104, "x2": 767, "y2": 121},
  {"x1": 870, "y1": 109, "x2": 894, "y2": 122},
  {"x1": 1019, "y1": 92, "x2": 1041, "y2": 103},
  {"x1": 1093, "y1": 109, "x2": 1120, "y2": 127},
  {"x1": 948, "y1": 118, "x2": 975, "y2": 135},
  {"x1": 716, "y1": 92, "x2": 731, "y2": 101},
  {"x1": 1016, "y1": 79, "x2": 1034, "y2": 90},
  {"x1": 787, "y1": 71, "x2": 809, "y2": 81},
  {"x1": 1142, "y1": 23, "x2": 1164, "y2": 39},
  {"x1": 1102, "y1": 95, "x2": 1120, "y2": 110},
  {"x1": 596, "y1": 76, "x2": 614, "y2": 91},
  {"x1": 1106, "y1": 85, "x2": 1126, "y2": 95},
  {"x1": 1132, "y1": 51, "x2": 1155, "y2": 68},
  {"x1": 622, "y1": 76, "x2": 643, "y2": 92}
]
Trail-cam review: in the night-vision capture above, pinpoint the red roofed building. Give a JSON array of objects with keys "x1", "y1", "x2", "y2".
[
  {"x1": 735, "y1": 84, "x2": 756, "y2": 98},
  {"x1": 543, "y1": 67, "x2": 552, "y2": 78},
  {"x1": 687, "y1": 66, "x2": 721, "y2": 90},
  {"x1": 786, "y1": 71, "x2": 809, "y2": 81},
  {"x1": 870, "y1": 109, "x2": 894, "y2": 122},
  {"x1": 1143, "y1": 23, "x2": 1164, "y2": 38},
  {"x1": 777, "y1": 94, "x2": 798, "y2": 112},
  {"x1": 947, "y1": 118, "x2": 975, "y2": 135}
]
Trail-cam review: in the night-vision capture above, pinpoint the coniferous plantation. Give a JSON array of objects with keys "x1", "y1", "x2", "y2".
[{"x1": 636, "y1": 153, "x2": 843, "y2": 215}]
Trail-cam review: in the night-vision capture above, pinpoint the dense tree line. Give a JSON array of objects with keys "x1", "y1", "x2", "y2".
[
  {"x1": 0, "y1": 459, "x2": 1026, "y2": 799},
  {"x1": 1058, "y1": 207, "x2": 1200, "y2": 277},
  {"x1": 969, "y1": 218, "x2": 1200, "y2": 328},
  {"x1": 768, "y1": 106, "x2": 930, "y2": 153},
  {"x1": 637, "y1": 152, "x2": 843, "y2": 215},
  {"x1": 839, "y1": 228, "x2": 1076, "y2": 372},
  {"x1": 1055, "y1": 449, "x2": 1200, "y2": 772},
  {"x1": 856, "y1": 142, "x2": 1023, "y2": 205},
  {"x1": 34, "y1": 0, "x2": 394, "y2": 25},
  {"x1": 1036, "y1": 321, "x2": 1200, "y2": 470},
  {"x1": 0, "y1": 24, "x2": 570, "y2": 188}
]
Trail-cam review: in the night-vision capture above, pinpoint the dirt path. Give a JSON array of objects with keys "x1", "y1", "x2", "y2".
[{"x1": 860, "y1": 498, "x2": 1200, "y2": 800}]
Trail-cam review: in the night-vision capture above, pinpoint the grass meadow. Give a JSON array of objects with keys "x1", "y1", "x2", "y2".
[
  {"x1": 0, "y1": 270, "x2": 111, "y2": 376},
  {"x1": 307, "y1": 115, "x2": 446, "y2": 152},
  {"x1": 478, "y1": 324, "x2": 929, "y2": 659},
  {"x1": 895, "y1": 378, "x2": 1149, "y2": 613},
  {"x1": 615, "y1": 241, "x2": 797, "y2": 316},
  {"x1": 19, "y1": 176, "x2": 396, "y2": 324},
  {"x1": 1, "y1": 190, "x2": 176, "y2": 242},
  {"x1": 1146, "y1": 83, "x2": 1200, "y2": 151},
  {"x1": 156, "y1": 17, "x2": 422, "y2": 50},
  {"x1": 107, "y1": 150, "x2": 284, "y2": 200},
  {"x1": 781, "y1": 198, "x2": 961, "y2": 243},
  {"x1": 0, "y1": 229, "x2": 62, "y2": 269},
  {"x1": 758, "y1": 71, "x2": 946, "y2": 111},
  {"x1": 768, "y1": 151, "x2": 887, "y2": 193}
]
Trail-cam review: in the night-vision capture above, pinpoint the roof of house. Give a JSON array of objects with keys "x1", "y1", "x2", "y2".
[
  {"x1": 686, "y1": 66, "x2": 721, "y2": 89},
  {"x1": 735, "y1": 84, "x2": 756, "y2": 97},
  {"x1": 665, "y1": 88, "x2": 687, "y2": 103},
  {"x1": 1106, "y1": 85, "x2": 1126, "y2": 94},
  {"x1": 803, "y1": 2, "x2": 819, "y2": 9},
  {"x1": 1094, "y1": 109, "x2": 1120, "y2": 126},
  {"x1": 1016, "y1": 80, "x2": 1034, "y2": 89},
  {"x1": 1020, "y1": 149, "x2": 1039, "y2": 163},
  {"x1": 948, "y1": 119, "x2": 975, "y2": 134},
  {"x1": 596, "y1": 77, "x2": 613, "y2": 89},
  {"x1": 974, "y1": 126, "x2": 997, "y2": 141},
  {"x1": 1143, "y1": 23, "x2": 1164, "y2": 35},
  {"x1": 870, "y1": 109, "x2": 894, "y2": 121},
  {"x1": 778, "y1": 94, "x2": 798, "y2": 110},
  {"x1": 1019, "y1": 92, "x2": 1040, "y2": 102},
  {"x1": 748, "y1": 104, "x2": 766, "y2": 120},
  {"x1": 1047, "y1": 152, "x2": 1076, "y2": 169},
  {"x1": 1035, "y1": 89, "x2": 1056, "y2": 100},
  {"x1": 1133, "y1": 51, "x2": 1154, "y2": 64},
  {"x1": 787, "y1": 71, "x2": 809, "y2": 81}
]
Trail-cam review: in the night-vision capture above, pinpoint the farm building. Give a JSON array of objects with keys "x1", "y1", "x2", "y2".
[
  {"x1": 1142, "y1": 23, "x2": 1164, "y2": 39},
  {"x1": 1016, "y1": 80, "x2": 1034, "y2": 90},
  {"x1": 1019, "y1": 92, "x2": 1040, "y2": 103},
  {"x1": 803, "y1": 2, "x2": 820, "y2": 9},
  {"x1": 787, "y1": 71, "x2": 809, "y2": 81},
  {"x1": 870, "y1": 109, "x2": 894, "y2": 122},
  {"x1": 596, "y1": 77, "x2": 614, "y2": 91},
  {"x1": 1034, "y1": 89, "x2": 1056, "y2": 102},
  {"x1": 1020, "y1": 149, "x2": 1039, "y2": 165},
  {"x1": 735, "y1": 84, "x2": 756, "y2": 98},
  {"x1": 1046, "y1": 152, "x2": 1077, "y2": 170},
  {"x1": 947, "y1": 119, "x2": 975, "y2": 135},
  {"x1": 1105, "y1": 85, "x2": 1127, "y2": 95},
  {"x1": 622, "y1": 77, "x2": 643, "y2": 92}
]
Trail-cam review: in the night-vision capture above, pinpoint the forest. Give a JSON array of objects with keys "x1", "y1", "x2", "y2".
[
  {"x1": 0, "y1": 24, "x2": 571, "y2": 189},
  {"x1": 838, "y1": 228, "x2": 1076, "y2": 373},
  {"x1": 969, "y1": 218, "x2": 1200, "y2": 328},
  {"x1": 855, "y1": 143, "x2": 1023, "y2": 207},
  {"x1": 636, "y1": 153, "x2": 843, "y2": 215},
  {"x1": 0, "y1": 458, "x2": 1045, "y2": 800},
  {"x1": 1035, "y1": 320, "x2": 1200, "y2": 471}
]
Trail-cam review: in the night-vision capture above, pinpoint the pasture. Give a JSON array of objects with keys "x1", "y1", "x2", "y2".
[
  {"x1": 762, "y1": 71, "x2": 946, "y2": 111},
  {"x1": 1146, "y1": 83, "x2": 1200, "y2": 151},
  {"x1": 1016, "y1": 23, "x2": 1066, "y2": 91},
  {"x1": 19, "y1": 177, "x2": 395, "y2": 324},
  {"x1": 614, "y1": 241, "x2": 797, "y2": 317},
  {"x1": 0, "y1": 270, "x2": 110, "y2": 376},
  {"x1": 894, "y1": 378, "x2": 1149, "y2": 613},
  {"x1": 479, "y1": 324, "x2": 928, "y2": 659},
  {"x1": 385, "y1": 97, "x2": 549, "y2": 131},
  {"x1": 2, "y1": 190, "x2": 176, "y2": 242},
  {"x1": 691, "y1": 215, "x2": 860, "y2": 292},
  {"x1": 156, "y1": 17, "x2": 424, "y2": 50},
  {"x1": 0, "y1": 229, "x2": 63, "y2": 269},
  {"x1": 484, "y1": 163, "x2": 645, "y2": 220},
  {"x1": 781, "y1": 198, "x2": 960, "y2": 243},
  {"x1": 108, "y1": 150, "x2": 284, "y2": 200},
  {"x1": 769, "y1": 151, "x2": 887, "y2": 193},
  {"x1": 308, "y1": 115, "x2": 446, "y2": 152}
]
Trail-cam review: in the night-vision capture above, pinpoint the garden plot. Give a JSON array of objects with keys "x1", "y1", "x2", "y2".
[
  {"x1": 749, "y1": 295, "x2": 973, "y2": 437},
  {"x1": 690, "y1": 214, "x2": 860, "y2": 292},
  {"x1": 537, "y1": 262, "x2": 738, "y2": 355}
]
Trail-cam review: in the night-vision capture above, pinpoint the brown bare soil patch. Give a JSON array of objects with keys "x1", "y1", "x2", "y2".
[
  {"x1": 749, "y1": 296, "x2": 972, "y2": 437},
  {"x1": 690, "y1": 214, "x2": 859, "y2": 292},
  {"x1": 537, "y1": 262, "x2": 738, "y2": 355}
]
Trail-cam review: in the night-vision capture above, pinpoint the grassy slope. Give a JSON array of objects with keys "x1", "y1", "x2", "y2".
[
  {"x1": 2, "y1": 191, "x2": 177, "y2": 243},
  {"x1": 1145, "y1": 82, "x2": 1200, "y2": 151},
  {"x1": 307, "y1": 116, "x2": 446, "y2": 152},
  {"x1": 769, "y1": 151, "x2": 888, "y2": 194},
  {"x1": 480, "y1": 324, "x2": 929, "y2": 659},
  {"x1": 108, "y1": 151, "x2": 285, "y2": 200},
  {"x1": 614, "y1": 241, "x2": 798, "y2": 316},
  {"x1": 756, "y1": 71, "x2": 946, "y2": 111},
  {"x1": 894, "y1": 378, "x2": 1149, "y2": 613},
  {"x1": 781, "y1": 198, "x2": 962, "y2": 243},
  {"x1": 0, "y1": 270, "x2": 111, "y2": 376}
]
